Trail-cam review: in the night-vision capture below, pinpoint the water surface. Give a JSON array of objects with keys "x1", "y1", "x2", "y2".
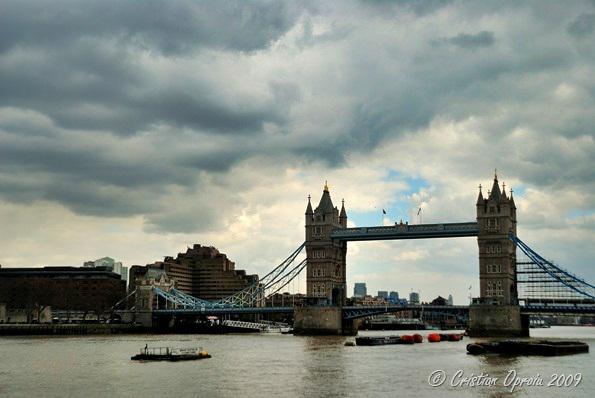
[{"x1": 0, "y1": 327, "x2": 593, "y2": 397}]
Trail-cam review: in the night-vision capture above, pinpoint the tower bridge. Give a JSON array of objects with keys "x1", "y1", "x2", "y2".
[{"x1": 119, "y1": 172, "x2": 595, "y2": 336}]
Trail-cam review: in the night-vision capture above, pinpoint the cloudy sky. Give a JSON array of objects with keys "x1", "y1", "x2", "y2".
[{"x1": 1, "y1": 0, "x2": 594, "y2": 304}]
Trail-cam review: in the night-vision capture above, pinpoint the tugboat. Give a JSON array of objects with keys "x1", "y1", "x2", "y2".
[{"x1": 131, "y1": 346, "x2": 211, "y2": 361}]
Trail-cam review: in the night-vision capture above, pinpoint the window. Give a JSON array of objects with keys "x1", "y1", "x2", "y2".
[
  {"x1": 312, "y1": 283, "x2": 325, "y2": 297},
  {"x1": 486, "y1": 280, "x2": 504, "y2": 297},
  {"x1": 487, "y1": 263, "x2": 501, "y2": 273},
  {"x1": 486, "y1": 243, "x2": 502, "y2": 254},
  {"x1": 313, "y1": 250, "x2": 326, "y2": 259},
  {"x1": 486, "y1": 218, "x2": 499, "y2": 231},
  {"x1": 314, "y1": 226, "x2": 323, "y2": 235},
  {"x1": 319, "y1": 283, "x2": 325, "y2": 296}
]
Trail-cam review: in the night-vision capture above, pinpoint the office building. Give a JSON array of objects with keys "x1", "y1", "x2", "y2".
[
  {"x1": 353, "y1": 282, "x2": 367, "y2": 297},
  {"x1": 0, "y1": 266, "x2": 126, "y2": 317},
  {"x1": 84, "y1": 257, "x2": 128, "y2": 285},
  {"x1": 409, "y1": 291, "x2": 420, "y2": 305}
]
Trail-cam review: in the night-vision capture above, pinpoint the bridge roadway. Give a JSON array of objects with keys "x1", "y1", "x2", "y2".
[
  {"x1": 147, "y1": 303, "x2": 595, "y2": 318},
  {"x1": 330, "y1": 222, "x2": 479, "y2": 241}
]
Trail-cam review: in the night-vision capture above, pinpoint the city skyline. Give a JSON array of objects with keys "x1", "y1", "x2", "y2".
[{"x1": 1, "y1": 1, "x2": 595, "y2": 304}]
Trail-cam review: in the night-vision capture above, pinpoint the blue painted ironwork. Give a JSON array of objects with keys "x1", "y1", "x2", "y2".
[
  {"x1": 331, "y1": 222, "x2": 479, "y2": 241},
  {"x1": 152, "y1": 306, "x2": 295, "y2": 315},
  {"x1": 342, "y1": 305, "x2": 470, "y2": 320},
  {"x1": 152, "y1": 287, "x2": 224, "y2": 309},
  {"x1": 521, "y1": 304, "x2": 595, "y2": 315},
  {"x1": 511, "y1": 235, "x2": 595, "y2": 301}
]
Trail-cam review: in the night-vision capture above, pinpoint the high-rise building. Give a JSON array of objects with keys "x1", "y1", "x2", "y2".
[
  {"x1": 409, "y1": 291, "x2": 420, "y2": 305},
  {"x1": 129, "y1": 244, "x2": 258, "y2": 301},
  {"x1": 377, "y1": 291, "x2": 388, "y2": 299},
  {"x1": 389, "y1": 291, "x2": 399, "y2": 302},
  {"x1": 353, "y1": 282, "x2": 367, "y2": 297},
  {"x1": 447, "y1": 294, "x2": 453, "y2": 306},
  {"x1": 84, "y1": 257, "x2": 127, "y2": 285}
]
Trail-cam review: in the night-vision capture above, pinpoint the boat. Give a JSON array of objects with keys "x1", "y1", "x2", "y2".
[
  {"x1": 131, "y1": 346, "x2": 211, "y2": 361},
  {"x1": 362, "y1": 315, "x2": 428, "y2": 330},
  {"x1": 355, "y1": 335, "x2": 415, "y2": 346},
  {"x1": 529, "y1": 319, "x2": 551, "y2": 328},
  {"x1": 467, "y1": 340, "x2": 589, "y2": 356}
]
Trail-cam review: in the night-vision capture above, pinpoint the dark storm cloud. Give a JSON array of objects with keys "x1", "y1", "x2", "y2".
[
  {"x1": 567, "y1": 13, "x2": 595, "y2": 38},
  {"x1": 0, "y1": 0, "x2": 300, "y2": 55},
  {"x1": 0, "y1": 38, "x2": 289, "y2": 135},
  {"x1": 361, "y1": 0, "x2": 454, "y2": 16},
  {"x1": 0, "y1": 0, "x2": 594, "y2": 233},
  {"x1": 444, "y1": 31, "x2": 495, "y2": 49}
]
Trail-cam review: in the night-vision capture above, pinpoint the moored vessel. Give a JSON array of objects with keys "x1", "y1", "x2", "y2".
[
  {"x1": 131, "y1": 346, "x2": 211, "y2": 361},
  {"x1": 467, "y1": 340, "x2": 589, "y2": 356},
  {"x1": 355, "y1": 335, "x2": 419, "y2": 346}
]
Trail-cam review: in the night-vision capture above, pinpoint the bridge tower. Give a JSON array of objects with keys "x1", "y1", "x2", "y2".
[
  {"x1": 294, "y1": 183, "x2": 355, "y2": 335},
  {"x1": 470, "y1": 172, "x2": 528, "y2": 337},
  {"x1": 304, "y1": 182, "x2": 348, "y2": 305},
  {"x1": 476, "y1": 172, "x2": 518, "y2": 304}
]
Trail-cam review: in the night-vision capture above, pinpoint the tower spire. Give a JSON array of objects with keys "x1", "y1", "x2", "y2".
[
  {"x1": 489, "y1": 170, "x2": 501, "y2": 200},
  {"x1": 476, "y1": 183, "x2": 484, "y2": 204},
  {"x1": 305, "y1": 194, "x2": 313, "y2": 215},
  {"x1": 324, "y1": 180, "x2": 329, "y2": 192}
]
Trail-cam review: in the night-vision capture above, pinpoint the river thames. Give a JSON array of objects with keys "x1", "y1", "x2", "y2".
[{"x1": 0, "y1": 326, "x2": 593, "y2": 397}]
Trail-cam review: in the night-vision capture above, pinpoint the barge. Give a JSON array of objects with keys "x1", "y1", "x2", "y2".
[
  {"x1": 467, "y1": 340, "x2": 589, "y2": 356},
  {"x1": 131, "y1": 346, "x2": 211, "y2": 361},
  {"x1": 355, "y1": 335, "x2": 417, "y2": 345}
]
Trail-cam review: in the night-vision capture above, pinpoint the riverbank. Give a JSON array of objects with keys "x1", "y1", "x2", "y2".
[
  {"x1": 0, "y1": 323, "x2": 148, "y2": 335},
  {"x1": 0, "y1": 322, "x2": 267, "y2": 335}
]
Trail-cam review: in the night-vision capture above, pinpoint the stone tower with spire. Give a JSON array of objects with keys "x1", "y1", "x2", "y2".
[
  {"x1": 476, "y1": 171, "x2": 518, "y2": 305},
  {"x1": 305, "y1": 182, "x2": 348, "y2": 305}
]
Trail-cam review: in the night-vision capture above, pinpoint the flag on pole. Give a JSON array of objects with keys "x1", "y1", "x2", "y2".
[
  {"x1": 382, "y1": 209, "x2": 386, "y2": 215},
  {"x1": 417, "y1": 207, "x2": 421, "y2": 215}
]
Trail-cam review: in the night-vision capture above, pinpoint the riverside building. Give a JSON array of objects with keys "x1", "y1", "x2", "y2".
[
  {"x1": 129, "y1": 244, "x2": 258, "y2": 301},
  {"x1": 0, "y1": 266, "x2": 126, "y2": 320}
]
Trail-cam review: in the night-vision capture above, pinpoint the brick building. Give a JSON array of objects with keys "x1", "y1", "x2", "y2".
[
  {"x1": 129, "y1": 244, "x2": 258, "y2": 301},
  {"x1": 0, "y1": 266, "x2": 126, "y2": 320}
]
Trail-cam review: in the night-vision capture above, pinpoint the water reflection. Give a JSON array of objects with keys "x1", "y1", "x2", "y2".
[
  {"x1": 298, "y1": 336, "x2": 349, "y2": 397},
  {"x1": 474, "y1": 355, "x2": 522, "y2": 398}
]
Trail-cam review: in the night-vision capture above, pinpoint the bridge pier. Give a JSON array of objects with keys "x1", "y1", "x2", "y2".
[
  {"x1": 468, "y1": 304, "x2": 529, "y2": 337},
  {"x1": 293, "y1": 306, "x2": 357, "y2": 335}
]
